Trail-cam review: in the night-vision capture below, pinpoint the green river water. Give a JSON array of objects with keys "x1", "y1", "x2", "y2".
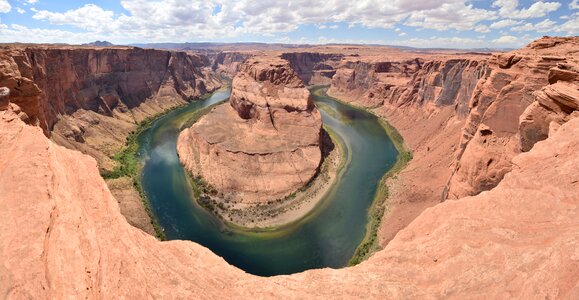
[{"x1": 138, "y1": 86, "x2": 398, "y2": 276}]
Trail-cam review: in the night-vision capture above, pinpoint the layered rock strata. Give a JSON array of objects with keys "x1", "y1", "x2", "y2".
[
  {"x1": 281, "y1": 52, "x2": 343, "y2": 85},
  {"x1": 447, "y1": 37, "x2": 579, "y2": 199},
  {"x1": 178, "y1": 56, "x2": 323, "y2": 203},
  {"x1": 0, "y1": 45, "x2": 226, "y2": 235},
  {"x1": 1, "y1": 86, "x2": 578, "y2": 298},
  {"x1": 0, "y1": 46, "x2": 223, "y2": 171},
  {"x1": 304, "y1": 37, "x2": 579, "y2": 247}
]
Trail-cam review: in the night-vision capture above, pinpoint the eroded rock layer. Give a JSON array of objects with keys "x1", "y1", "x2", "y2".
[
  {"x1": 178, "y1": 56, "x2": 322, "y2": 203},
  {"x1": 1, "y1": 84, "x2": 577, "y2": 298},
  {"x1": 0, "y1": 46, "x2": 223, "y2": 171},
  {"x1": 0, "y1": 45, "x2": 228, "y2": 235},
  {"x1": 447, "y1": 37, "x2": 579, "y2": 199},
  {"x1": 291, "y1": 37, "x2": 579, "y2": 247}
]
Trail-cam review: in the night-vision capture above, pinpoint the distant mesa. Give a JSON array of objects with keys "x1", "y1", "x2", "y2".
[{"x1": 82, "y1": 40, "x2": 114, "y2": 47}]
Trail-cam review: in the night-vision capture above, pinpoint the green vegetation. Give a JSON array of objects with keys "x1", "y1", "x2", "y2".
[
  {"x1": 99, "y1": 110, "x2": 185, "y2": 240},
  {"x1": 99, "y1": 85, "x2": 231, "y2": 240},
  {"x1": 310, "y1": 86, "x2": 415, "y2": 265},
  {"x1": 348, "y1": 117, "x2": 412, "y2": 266}
]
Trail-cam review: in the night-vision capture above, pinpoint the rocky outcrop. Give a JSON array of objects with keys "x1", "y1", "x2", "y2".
[
  {"x1": 319, "y1": 38, "x2": 578, "y2": 203},
  {"x1": 0, "y1": 45, "x2": 225, "y2": 236},
  {"x1": 178, "y1": 55, "x2": 323, "y2": 203},
  {"x1": 1, "y1": 85, "x2": 578, "y2": 298},
  {"x1": 210, "y1": 51, "x2": 251, "y2": 78},
  {"x1": 310, "y1": 38, "x2": 579, "y2": 248},
  {"x1": 328, "y1": 56, "x2": 490, "y2": 111},
  {"x1": 328, "y1": 57, "x2": 423, "y2": 107},
  {"x1": 519, "y1": 63, "x2": 579, "y2": 152},
  {"x1": 447, "y1": 37, "x2": 579, "y2": 199},
  {"x1": 281, "y1": 52, "x2": 343, "y2": 85}
]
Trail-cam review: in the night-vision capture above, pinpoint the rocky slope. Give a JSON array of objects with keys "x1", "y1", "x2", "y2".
[
  {"x1": 209, "y1": 51, "x2": 251, "y2": 78},
  {"x1": 0, "y1": 45, "x2": 227, "y2": 235},
  {"x1": 0, "y1": 45, "x2": 223, "y2": 171},
  {"x1": 281, "y1": 52, "x2": 343, "y2": 85},
  {"x1": 178, "y1": 55, "x2": 323, "y2": 203},
  {"x1": 1, "y1": 78, "x2": 578, "y2": 298},
  {"x1": 303, "y1": 38, "x2": 578, "y2": 246},
  {"x1": 447, "y1": 37, "x2": 579, "y2": 199}
]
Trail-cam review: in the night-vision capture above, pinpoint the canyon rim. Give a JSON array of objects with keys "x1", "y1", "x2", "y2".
[{"x1": 0, "y1": 0, "x2": 579, "y2": 298}]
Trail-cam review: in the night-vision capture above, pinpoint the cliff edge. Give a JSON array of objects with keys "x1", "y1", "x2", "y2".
[{"x1": 1, "y1": 86, "x2": 577, "y2": 298}]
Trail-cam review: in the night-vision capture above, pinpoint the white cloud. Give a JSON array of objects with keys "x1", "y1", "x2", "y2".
[
  {"x1": 0, "y1": 0, "x2": 11, "y2": 13},
  {"x1": 26, "y1": 0, "x2": 502, "y2": 41},
  {"x1": 492, "y1": 0, "x2": 561, "y2": 19},
  {"x1": 16, "y1": 7, "x2": 26, "y2": 14},
  {"x1": 33, "y1": 4, "x2": 116, "y2": 32},
  {"x1": 475, "y1": 25, "x2": 490, "y2": 33},
  {"x1": 493, "y1": 35, "x2": 519, "y2": 44},
  {"x1": 398, "y1": 32, "x2": 407, "y2": 36},
  {"x1": 570, "y1": 0, "x2": 579, "y2": 10},
  {"x1": 558, "y1": 14, "x2": 579, "y2": 34},
  {"x1": 512, "y1": 19, "x2": 557, "y2": 32},
  {"x1": 389, "y1": 37, "x2": 490, "y2": 48},
  {"x1": 489, "y1": 19, "x2": 522, "y2": 29},
  {"x1": 2, "y1": 0, "x2": 569, "y2": 46},
  {"x1": 403, "y1": 2, "x2": 497, "y2": 31}
]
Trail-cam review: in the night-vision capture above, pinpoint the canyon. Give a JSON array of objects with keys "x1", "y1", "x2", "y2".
[
  {"x1": 0, "y1": 36, "x2": 578, "y2": 298},
  {"x1": 0, "y1": 45, "x2": 247, "y2": 235}
]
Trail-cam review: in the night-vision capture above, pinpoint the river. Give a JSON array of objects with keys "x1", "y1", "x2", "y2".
[{"x1": 138, "y1": 86, "x2": 398, "y2": 276}]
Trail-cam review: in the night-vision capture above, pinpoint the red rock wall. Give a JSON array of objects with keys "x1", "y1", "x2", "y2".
[
  {"x1": 0, "y1": 47, "x2": 222, "y2": 134},
  {"x1": 1, "y1": 79, "x2": 578, "y2": 298},
  {"x1": 281, "y1": 52, "x2": 343, "y2": 85},
  {"x1": 447, "y1": 37, "x2": 579, "y2": 199}
]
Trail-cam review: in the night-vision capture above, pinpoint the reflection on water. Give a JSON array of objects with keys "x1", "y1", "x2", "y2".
[{"x1": 139, "y1": 87, "x2": 398, "y2": 276}]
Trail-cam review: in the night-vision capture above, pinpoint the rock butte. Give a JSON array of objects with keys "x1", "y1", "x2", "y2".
[
  {"x1": 0, "y1": 37, "x2": 578, "y2": 297},
  {"x1": 178, "y1": 55, "x2": 323, "y2": 203}
]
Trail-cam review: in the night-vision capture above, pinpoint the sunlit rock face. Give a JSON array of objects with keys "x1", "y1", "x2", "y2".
[
  {"x1": 0, "y1": 46, "x2": 223, "y2": 172},
  {"x1": 178, "y1": 55, "x2": 323, "y2": 203},
  {"x1": 1, "y1": 76, "x2": 579, "y2": 298}
]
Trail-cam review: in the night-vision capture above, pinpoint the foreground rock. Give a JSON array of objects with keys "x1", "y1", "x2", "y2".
[
  {"x1": 1, "y1": 94, "x2": 578, "y2": 298},
  {"x1": 178, "y1": 55, "x2": 322, "y2": 203}
]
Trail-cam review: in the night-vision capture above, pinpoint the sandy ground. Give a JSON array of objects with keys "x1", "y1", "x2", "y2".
[{"x1": 106, "y1": 177, "x2": 156, "y2": 236}]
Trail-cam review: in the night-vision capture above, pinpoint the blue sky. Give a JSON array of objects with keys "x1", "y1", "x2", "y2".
[{"x1": 0, "y1": 0, "x2": 577, "y2": 48}]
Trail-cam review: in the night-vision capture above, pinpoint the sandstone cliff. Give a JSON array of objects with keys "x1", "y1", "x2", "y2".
[
  {"x1": 305, "y1": 38, "x2": 579, "y2": 246},
  {"x1": 210, "y1": 51, "x2": 251, "y2": 78},
  {"x1": 0, "y1": 45, "x2": 228, "y2": 235},
  {"x1": 0, "y1": 46, "x2": 223, "y2": 171},
  {"x1": 281, "y1": 52, "x2": 343, "y2": 85},
  {"x1": 1, "y1": 82, "x2": 577, "y2": 298},
  {"x1": 447, "y1": 37, "x2": 579, "y2": 199},
  {"x1": 178, "y1": 55, "x2": 323, "y2": 203}
]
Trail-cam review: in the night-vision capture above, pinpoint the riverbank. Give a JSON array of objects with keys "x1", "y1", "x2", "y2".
[
  {"x1": 310, "y1": 87, "x2": 413, "y2": 265},
  {"x1": 348, "y1": 118, "x2": 412, "y2": 265},
  {"x1": 102, "y1": 85, "x2": 229, "y2": 240},
  {"x1": 187, "y1": 125, "x2": 345, "y2": 229}
]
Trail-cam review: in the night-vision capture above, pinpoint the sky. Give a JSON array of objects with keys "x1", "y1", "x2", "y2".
[{"x1": 0, "y1": 0, "x2": 577, "y2": 48}]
